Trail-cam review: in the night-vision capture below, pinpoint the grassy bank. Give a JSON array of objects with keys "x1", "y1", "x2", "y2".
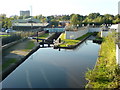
[
  {"x1": 22, "y1": 40, "x2": 35, "y2": 51},
  {"x1": 59, "y1": 39, "x2": 80, "y2": 47},
  {"x1": 59, "y1": 33, "x2": 92, "y2": 47},
  {"x1": 76, "y1": 33, "x2": 92, "y2": 40},
  {"x1": 0, "y1": 34, "x2": 11, "y2": 37},
  {"x1": 2, "y1": 58, "x2": 17, "y2": 70},
  {"x1": 2, "y1": 39, "x2": 35, "y2": 71},
  {"x1": 85, "y1": 33, "x2": 120, "y2": 88}
]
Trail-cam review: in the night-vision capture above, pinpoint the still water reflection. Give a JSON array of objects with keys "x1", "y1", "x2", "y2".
[{"x1": 2, "y1": 39, "x2": 100, "y2": 88}]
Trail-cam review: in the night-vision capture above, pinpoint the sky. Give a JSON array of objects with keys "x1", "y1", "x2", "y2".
[{"x1": 0, "y1": 0, "x2": 120, "y2": 17}]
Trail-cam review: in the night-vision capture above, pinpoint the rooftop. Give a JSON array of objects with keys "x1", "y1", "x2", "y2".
[{"x1": 12, "y1": 18, "x2": 41, "y2": 23}]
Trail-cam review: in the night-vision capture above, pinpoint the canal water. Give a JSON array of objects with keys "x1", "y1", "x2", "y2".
[{"x1": 2, "y1": 38, "x2": 100, "y2": 88}]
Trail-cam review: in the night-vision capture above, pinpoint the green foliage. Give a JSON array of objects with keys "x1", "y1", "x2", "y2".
[
  {"x1": 85, "y1": 33, "x2": 119, "y2": 88},
  {"x1": 1, "y1": 13, "x2": 120, "y2": 29},
  {"x1": 70, "y1": 14, "x2": 79, "y2": 26},
  {"x1": 0, "y1": 14, "x2": 13, "y2": 28}
]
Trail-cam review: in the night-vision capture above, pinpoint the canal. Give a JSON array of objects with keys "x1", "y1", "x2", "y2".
[{"x1": 2, "y1": 38, "x2": 100, "y2": 88}]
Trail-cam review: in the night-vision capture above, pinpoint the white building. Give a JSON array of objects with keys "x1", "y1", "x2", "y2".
[
  {"x1": 12, "y1": 18, "x2": 49, "y2": 30},
  {"x1": 109, "y1": 24, "x2": 119, "y2": 32},
  {"x1": 20, "y1": 10, "x2": 30, "y2": 16}
]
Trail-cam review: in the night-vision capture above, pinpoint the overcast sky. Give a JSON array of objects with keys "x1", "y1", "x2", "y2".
[{"x1": 0, "y1": 0, "x2": 119, "y2": 17}]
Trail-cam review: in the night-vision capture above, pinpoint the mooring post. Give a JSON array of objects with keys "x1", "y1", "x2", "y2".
[
  {"x1": 59, "y1": 38, "x2": 61, "y2": 43},
  {"x1": 48, "y1": 43, "x2": 50, "y2": 47},
  {"x1": 37, "y1": 32, "x2": 39, "y2": 42},
  {"x1": 42, "y1": 40, "x2": 44, "y2": 47}
]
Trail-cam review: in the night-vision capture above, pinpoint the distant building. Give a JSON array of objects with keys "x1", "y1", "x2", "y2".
[
  {"x1": 118, "y1": 1, "x2": 120, "y2": 14},
  {"x1": 59, "y1": 21, "x2": 70, "y2": 27},
  {"x1": 12, "y1": 18, "x2": 49, "y2": 30},
  {"x1": 20, "y1": 10, "x2": 30, "y2": 16},
  {"x1": 12, "y1": 18, "x2": 41, "y2": 23}
]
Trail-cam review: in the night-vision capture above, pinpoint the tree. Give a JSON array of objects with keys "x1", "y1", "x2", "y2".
[
  {"x1": 88, "y1": 13, "x2": 100, "y2": 19},
  {"x1": 41, "y1": 17, "x2": 47, "y2": 23},
  {"x1": 61, "y1": 15, "x2": 70, "y2": 21},
  {"x1": 70, "y1": 14, "x2": 79, "y2": 26},
  {"x1": 47, "y1": 16, "x2": 55, "y2": 23},
  {"x1": 113, "y1": 18, "x2": 120, "y2": 24}
]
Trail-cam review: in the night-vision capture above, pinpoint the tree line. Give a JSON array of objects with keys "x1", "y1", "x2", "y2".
[{"x1": 0, "y1": 13, "x2": 120, "y2": 29}]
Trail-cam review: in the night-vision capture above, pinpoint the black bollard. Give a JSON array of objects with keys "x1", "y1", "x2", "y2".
[
  {"x1": 59, "y1": 38, "x2": 61, "y2": 43},
  {"x1": 37, "y1": 32, "x2": 39, "y2": 42},
  {"x1": 48, "y1": 43, "x2": 50, "y2": 47},
  {"x1": 42, "y1": 40, "x2": 44, "y2": 47}
]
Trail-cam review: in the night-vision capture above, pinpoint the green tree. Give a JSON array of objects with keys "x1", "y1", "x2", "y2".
[
  {"x1": 61, "y1": 15, "x2": 70, "y2": 21},
  {"x1": 113, "y1": 14, "x2": 120, "y2": 24},
  {"x1": 70, "y1": 14, "x2": 79, "y2": 26},
  {"x1": 88, "y1": 13, "x2": 100, "y2": 19}
]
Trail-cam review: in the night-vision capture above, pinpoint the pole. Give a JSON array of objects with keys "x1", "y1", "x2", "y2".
[{"x1": 37, "y1": 32, "x2": 38, "y2": 42}]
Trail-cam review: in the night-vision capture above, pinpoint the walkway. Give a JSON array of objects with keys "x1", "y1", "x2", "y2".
[
  {"x1": 2, "y1": 39, "x2": 36, "y2": 63},
  {"x1": 1, "y1": 39, "x2": 37, "y2": 73}
]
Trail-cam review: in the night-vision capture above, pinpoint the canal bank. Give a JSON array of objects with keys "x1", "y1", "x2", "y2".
[
  {"x1": 1, "y1": 32, "x2": 61, "y2": 80},
  {"x1": 85, "y1": 33, "x2": 119, "y2": 88},
  {"x1": 2, "y1": 36, "x2": 100, "y2": 88},
  {"x1": 1, "y1": 39, "x2": 39, "y2": 80},
  {"x1": 54, "y1": 33, "x2": 92, "y2": 49}
]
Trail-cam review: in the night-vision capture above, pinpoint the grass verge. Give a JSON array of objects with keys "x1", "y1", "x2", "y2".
[
  {"x1": 0, "y1": 35, "x2": 11, "y2": 37},
  {"x1": 2, "y1": 58, "x2": 17, "y2": 70},
  {"x1": 59, "y1": 33, "x2": 92, "y2": 47},
  {"x1": 76, "y1": 33, "x2": 92, "y2": 40},
  {"x1": 22, "y1": 40, "x2": 35, "y2": 51},
  {"x1": 85, "y1": 33, "x2": 120, "y2": 88}
]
